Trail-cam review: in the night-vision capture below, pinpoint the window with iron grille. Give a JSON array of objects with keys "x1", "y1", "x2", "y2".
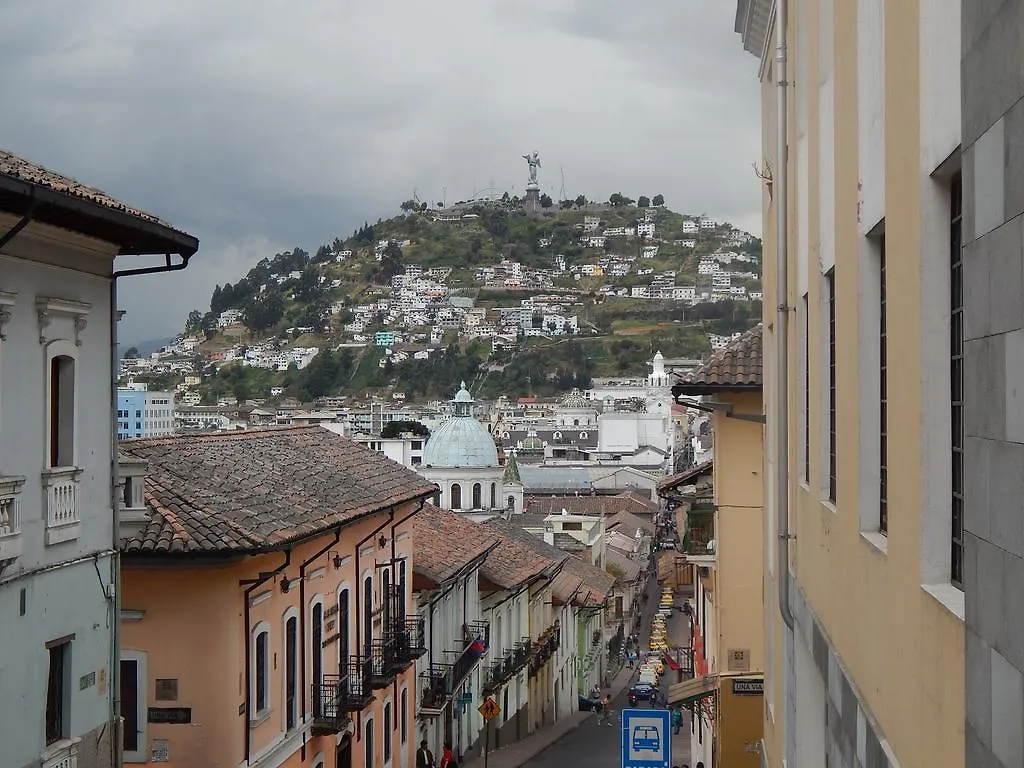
[
  {"x1": 879, "y1": 236, "x2": 888, "y2": 534},
  {"x1": 950, "y1": 171, "x2": 964, "y2": 588},
  {"x1": 827, "y1": 268, "x2": 837, "y2": 502},
  {"x1": 803, "y1": 293, "x2": 810, "y2": 482}
]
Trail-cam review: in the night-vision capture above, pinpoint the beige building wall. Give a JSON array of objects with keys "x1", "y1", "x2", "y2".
[{"x1": 741, "y1": 0, "x2": 965, "y2": 766}]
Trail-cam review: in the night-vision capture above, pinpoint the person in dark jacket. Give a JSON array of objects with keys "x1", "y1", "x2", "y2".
[{"x1": 417, "y1": 740, "x2": 435, "y2": 768}]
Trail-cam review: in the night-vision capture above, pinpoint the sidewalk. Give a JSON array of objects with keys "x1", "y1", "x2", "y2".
[{"x1": 461, "y1": 663, "x2": 637, "y2": 768}]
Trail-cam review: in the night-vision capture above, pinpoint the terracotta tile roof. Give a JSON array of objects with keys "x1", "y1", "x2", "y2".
[
  {"x1": 477, "y1": 518, "x2": 555, "y2": 590},
  {"x1": 523, "y1": 492, "x2": 659, "y2": 518},
  {"x1": 412, "y1": 505, "x2": 500, "y2": 585},
  {"x1": 657, "y1": 460, "x2": 714, "y2": 498},
  {"x1": 674, "y1": 324, "x2": 763, "y2": 393},
  {"x1": 1, "y1": 150, "x2": 166, "y2": 225},
  {"x1": 485, "y1": 518, "x2": 613, "y2": 606},
  {"x1": 119, "y1": 426, "x2": 437, "y2": 555},
  {"x1": 604, "y1": 548, "x2": 642, "y2": 583},
  {"x1": 0, "y1": 149, "x2": 198, "y2": 256},
  {"x1": 605, "y1": 510, "x2": 656, "y2": 535}
]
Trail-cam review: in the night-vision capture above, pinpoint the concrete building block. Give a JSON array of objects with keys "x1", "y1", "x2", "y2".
[
  {"x1": 964, "y1": 436, "x2": 993, "y2": 542},
  {"x1": 1005, "y1": 327, "x2": 1024, "y2": 443},
  {"x1": 976, "y1": 535, "x2": 1010, "y2": 646},
  {"x1": 965, "y1": 533, "x2": 982, "y2": 628},
  {"x1": 1005, "y1": 100, "x2": 1024, "y2": 220},
  {"x1": 974, "y1": 118, "x2": 1007, "y2": 239},
  {"x1": 988, "y1": 219, "x2": 1024, "y2": 336},
  {"x1": 967, "y1": 629, "x2": 994, "y2": 749},
  {"x1": 962, "y1": 3, "x2": 1024, "y2": 147},
  {"x1": 964, "y1": 336, "x2": 1007, "y2": 441},
  {"x1": 986, "y1": 440, "x2": 1024, "y2": 557},
  {"x1": 991, "y1": 646, "x2": 1024, "y2": 766},
  {"x1": 1001, "y1": 551, "x2": 1024, "y2": 672},
  {"x1": 966, "y1": 722, "x2": 999, "y2": 768},
  {"x1": 963, "y1": 227, "x2": 994, "y2": 340},
  {"x1": 964, "y1": 0, "x2": 1018, "y2": 51}
]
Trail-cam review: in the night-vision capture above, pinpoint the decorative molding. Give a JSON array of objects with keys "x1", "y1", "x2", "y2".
[
  {"x1": 36, "y1": 296, "x2": 91, "y2": 346},
  {"x1": 0, "y1": 291, "x2": 15, "y2": 340}
]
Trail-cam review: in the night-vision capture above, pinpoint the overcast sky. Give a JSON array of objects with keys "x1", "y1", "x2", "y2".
[{"x1": 0, "y1": 0, "x2": 762, "y2": 344}]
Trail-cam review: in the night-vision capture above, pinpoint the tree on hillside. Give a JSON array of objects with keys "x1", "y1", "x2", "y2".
[
  {"x1": 314, "y1": 244, "x2": 332, "y2": 262},
  {"x1": 575, "y1": 194, "x2": 587, "y2": 208},
  {"x1": 380, "y1": 420, "x2": 430, "y2": 438},
  {"x1": 652, "y1": 193, "x2": 665, "y2": 207},
  {"x1": 539, "y1": 193, "x2": 553, "y2": 208},
  {"x1": 185, "y1": 309, "x2": 203, "y2": 332},
  {"x1": 378, "y1": 241, "x2": 405, "y2": 283},
  {"x1": 609, "y1": 193, "x2": 635, "y2": 207},
  {"x1": 123, "y1": 346, "x2": 139, "y2": 359},
  {"x1": 637, "y1": 195, "x2": 650, "y2": 208},
  {"x1": 242, "y1": 291, "x2": 284, "y2": 335}
]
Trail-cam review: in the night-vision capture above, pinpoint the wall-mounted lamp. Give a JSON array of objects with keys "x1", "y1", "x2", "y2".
[
  {"x1": 378, "y1": 535, "x2": 387, "y2": 549},
  {"x1": 280, "y1": 576, "x2": 292, "y2": 593},
  {"x1": 333, "y1": 552, "x2": 344, "y2": 569}
]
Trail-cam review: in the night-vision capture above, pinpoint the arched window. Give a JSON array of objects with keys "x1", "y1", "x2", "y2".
[
  {"x1": 311, "y1": 601, "x2": 324, "y2": 713},
  {"x1": 48, "y1": 353, "x2": 76, "y2": 468},
  {"x1": 365, "y1": 717, "x2": 374, "y2": 768},
  {"x1": 338, "y1": 588, "x2": 350, "y2": 670},
  {"x1": 472, "y1": 483, "x2": 482, "y2": 509},
  {"x1": 363, "y1": 576, "x2": 373, "y2": 654},
  {"x1": 284, "y1": 613, "x2": 298, "y2": 730},
  {"x1": 451, "y1": 483, "x2": 462, "y2": 510},
  {"x1": 573, "y1": 419, "x2": 579, "y2": 426},
  {"x1": 383, "y1": 702, "x2": 392, "y2": 763},
  {"x1": 553, "y1": 431, "x2": 562, "y2": 441},
  {"x1": 490, "y1": 483, "x2": 496, "y2": 508},
  {"x1": 507, "y1": 495, "x2": 515, "y2": 511},
  {"x1": 579, "y1": 431, "x2": 588, "y2": 440},
  {"x1": 382, "y1": 569, "x2": 392, "y2": 628},
  {"x1": 252, "y1": 624, "x2": 270, "y2": 715}
]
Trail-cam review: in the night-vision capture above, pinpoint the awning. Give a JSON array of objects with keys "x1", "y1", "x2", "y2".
[{"x1": 668, "y1": 674, "x2": 718, "y2": 706}]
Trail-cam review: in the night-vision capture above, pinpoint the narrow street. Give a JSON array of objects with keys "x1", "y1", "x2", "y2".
[{"x1": 524, "y1": 567, "x2": 692, "y2": 768}]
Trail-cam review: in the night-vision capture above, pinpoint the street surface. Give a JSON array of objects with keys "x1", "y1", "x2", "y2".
[{"x1": 524, "y1": 573, "x2": 693, "y2": 768}]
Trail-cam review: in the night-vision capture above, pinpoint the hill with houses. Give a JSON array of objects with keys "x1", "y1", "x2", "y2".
[{"x1": 121, "y1": 196, "x2": 763, "y2": 405}]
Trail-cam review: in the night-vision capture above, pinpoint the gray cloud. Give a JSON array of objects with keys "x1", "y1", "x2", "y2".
[{"x1": 0, "y1": 0, "x2": 762, "y2": 343}]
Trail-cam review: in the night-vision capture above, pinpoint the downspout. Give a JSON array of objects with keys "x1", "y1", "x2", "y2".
[
  {"x1": 108, "y1": 252, "x2": 194, "y2": 768},
  {"x1": 241, "y1": 550, "x2": 292, "y2": 765},
  {"x1": 775, "y1": 0, "x2": 796, "y2": 631},
  {"x1": 299, "y1": 528, "x2": 342, "y2": 758},
  {"x1": 0, "y1": 193, "x2": 37, "y2": 249}
]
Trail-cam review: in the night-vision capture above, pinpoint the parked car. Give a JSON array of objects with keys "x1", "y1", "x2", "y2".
[{"x1": 578, "y1": 694, "x2": 601, "y2": 711}]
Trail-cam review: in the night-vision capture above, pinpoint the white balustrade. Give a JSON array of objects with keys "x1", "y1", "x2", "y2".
[
  {"x1": 0, "y1": 479, "x2": 20, "y2": 537},
  {"x1": 42, "y1": 743, "x2": 78, "y2": 768},
  {"x1": 44, "y1": 469, "x2": 81, "y2": 529}
]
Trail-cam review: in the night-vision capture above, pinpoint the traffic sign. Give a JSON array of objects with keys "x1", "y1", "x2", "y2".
[
  {"x1": 621, "y1": 708, "x2": 671, "y2": 768},
  {"x1": 478, "y1": 697, "x2": 501, "y2": 721}
]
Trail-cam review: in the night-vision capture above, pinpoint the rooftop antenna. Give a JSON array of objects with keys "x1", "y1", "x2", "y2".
[{"x1": 559, "y1": 165, "x2": 566, "y2": 202}]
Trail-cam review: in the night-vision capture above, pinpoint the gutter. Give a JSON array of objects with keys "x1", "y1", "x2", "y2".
[
  {"x1": 240, "y1": 550, "x2": 292, "y2": 765},
  {"x1": 774, "y1": 0, "x2": 795, "y2": 631},
  {"x1": 0, "y1": 191, "x2": 38, "y2": 249}
]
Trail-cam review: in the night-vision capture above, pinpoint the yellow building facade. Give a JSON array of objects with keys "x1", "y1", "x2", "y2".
[
  {"x1": 669, "y1": 327, "x2": 765, "y2": 768},
  {"x1": 736, "y1": 0, "x2": 965, "y2": 766}
]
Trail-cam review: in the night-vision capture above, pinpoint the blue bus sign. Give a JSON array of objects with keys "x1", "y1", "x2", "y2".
[{"x1": 621, "y1": 708, "x2": 671, "y2": 768}]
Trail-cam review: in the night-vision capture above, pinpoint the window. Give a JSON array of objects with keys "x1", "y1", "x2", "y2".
[
  {"x1": 49, "y1": 355, "x2": 75, "y2": 467},
  {"x1": 364, "y1": 718, "x2": 375, "y2": 768},
  {"x1": 803, "y1": 293, "x2": 810, "y2": 482},
  {"x1": 490, "y1": 483, "x2": 496, "y2": 508},
  {"x1": 951, "y1": 171, "x2": 964, "y2": 587},
  {"x1": 472, "y1": 483, "x2": 482, "y2": 509},
  {"x1": 285, "y1": 615, "x2": 298, "y2": 730},
  {"x1": 384, "y1": 702, "x2": 392, "y2": 762},
  {"x1": 46, "y1": 640, "x2": 70, "y2": 745},
  {"x1": 562, "y1": 522, "x2": 583, "y2": 531},
  {"x1": 254, "y1": 628, "x2": 269, "y2": 714},
  {"x1": 338, "y1": 589, "x2": 350, "y2": 668},
  {"x1": 363, "y1": 576, "x2": 373, "y2": 654},
  {"x1": 450, "y1": 483, "x2": 462, "y2": 510},
  {"x1": 827, "y1": 268, "x2": 837, "y2": 502},
  {"x1": 311, "y1": 602, "x2": 323, "y2": 712},
  {"x1": 507, "y1": 495, "x2": 515, "y2": 510},
  {"x1": 382, "y1": 569, "x2": 392, "y2": 628},
  {"x1": 120, "y1": 652, "x2": 147, "y2": 761},
  {"x1": 122, "y1": 476, "x2": 133, "y2": 509},
  {"x1": 401, "y1": 688, "x2": 408, "y2": 743},
  {"x1": 879, "y1": 236, "x2": 888, "y2": 534}
]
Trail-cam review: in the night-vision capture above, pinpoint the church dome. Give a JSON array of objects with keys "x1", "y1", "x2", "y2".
[
  {"x1": 560, "y1": 388, "x2": 590, "y2": 409},
  {"x1": 422, "y1": 382, "x2": 499, "y2": 468}
]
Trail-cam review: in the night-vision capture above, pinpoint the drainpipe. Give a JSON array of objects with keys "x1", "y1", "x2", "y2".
[
  {"x1": 775, "y1": 0, "x2": 796, "y2": 632},
  {"x1": 241, "y1": 550, "x2": 292, "y2": 764},
  {"x1": 108, "y1": 252, "x2": 194, "y2": 768},
  {"x1": 0, "y1": 194, "x2": 38, "y2": 249},
  {"x1": 299, "y1": 528, "x2": 342, "y2": 757}
]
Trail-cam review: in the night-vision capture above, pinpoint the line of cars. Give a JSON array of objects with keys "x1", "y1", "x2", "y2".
[{"x1": 629, "y1": 587, "x2": 677, "y2": 705}]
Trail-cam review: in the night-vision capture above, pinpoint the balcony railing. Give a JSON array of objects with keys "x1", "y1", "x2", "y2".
[
  {"x1": 42, "y1": 743, "x2": 78, "y2": 768},
  {"x1": 392, "y1": 615, "x2": 427, "y2": 668},
  {"x1": 0, "y1": 476, "x2": 24, "y2": 571},
  {"x1": 418, "y1": 664, "x2": 453, "y2": 713},
  {"x1": 369, "y1": 636, "x2": 397, "y2": 689},
  {"x1": 482, "y1": 637, "x2": 533, "y2": 693},
  {"x1": 43, "y1": 468, "x2": 81, "y2": 530},
  {"x1": 529, "y1": 623, "x2": 560, "y2": 677},
  {"x1": 311, "y1": 656, "x2": 374, "y2": 731}
]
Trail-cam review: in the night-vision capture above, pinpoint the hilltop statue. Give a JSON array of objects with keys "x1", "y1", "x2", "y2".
[{"x1": 522, "y1": 151, "x2": 541, "y2": 188}]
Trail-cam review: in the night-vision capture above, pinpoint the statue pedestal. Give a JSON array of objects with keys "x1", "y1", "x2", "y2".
[{"x1": 523, "y1": 187, "x2": 541, "y2": 215}]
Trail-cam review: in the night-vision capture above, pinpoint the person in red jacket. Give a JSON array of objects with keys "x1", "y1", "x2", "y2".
[{"x1": 439, "y1": 742, "x2": 457, "y2": 768}]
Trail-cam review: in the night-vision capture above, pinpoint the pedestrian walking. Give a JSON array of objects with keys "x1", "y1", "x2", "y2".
[
  {"x1": 671, "y1": 707, "x2": 682, "y2": 735},
  {"x1": 601, "y1": 694, "x2": 613, "y2": 726},
  {"x1": 417, "y1": 741, "x2": 435, "y2": 768},
  {"x1": 439, "y1": 742, "x2": 457, "y2": 768}
]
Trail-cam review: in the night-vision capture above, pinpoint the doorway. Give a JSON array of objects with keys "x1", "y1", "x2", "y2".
[{"x1": 336, "y1": 736, "x2": 352, "y2": 768}]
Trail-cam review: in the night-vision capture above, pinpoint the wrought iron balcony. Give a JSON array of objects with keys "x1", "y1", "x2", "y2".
[
  {"x1": 392, "y1": 615, "x2": 427, "y2": 668},
  {"x1": 369, "y1": 636, "x2": 397, "y2": 689},
  {"x1": 311, "y1": 657, "x2": 374, "y2": 733},
  {"x1": 529, "y1": 623, "x2": 561, "y2": 678},
  {"x1": 418, "y1": 664, "x2": 453, "y2": 714}
]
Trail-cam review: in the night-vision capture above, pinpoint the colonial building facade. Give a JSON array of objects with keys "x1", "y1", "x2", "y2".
[
  {"x1": 0, "y1": 151, "x2": 198, "y2": 768},
  {"x1": 736, "y1": 0, "x2": 965, "y2": 766}
]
